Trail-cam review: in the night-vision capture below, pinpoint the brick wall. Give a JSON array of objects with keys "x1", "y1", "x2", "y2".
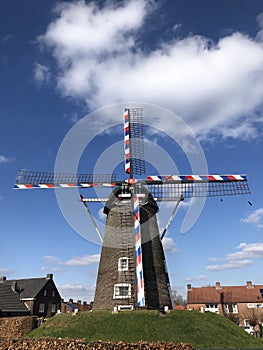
[{"x1": 0, "y1": 316, "x2": 37, "y2": 340}]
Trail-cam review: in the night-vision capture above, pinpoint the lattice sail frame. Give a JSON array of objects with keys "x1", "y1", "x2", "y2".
[
  {"x1": 14, "y1": 170, "x2": 250, "y2": 199},
  {"x1": 13, "y1": 108, "x2": 251, "y2": 308},
  {"x1": 124, "y1": 108, "x2": 146, "y2": 177}
]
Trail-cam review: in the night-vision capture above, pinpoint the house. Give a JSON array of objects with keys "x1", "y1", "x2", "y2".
[
  {"x1": 187, "y1": 281, "x2": 263, "y2": 327},
  {"x1": 61, "y1": 299, "x2": 92, "y2": 313},
  {"x1": 0, "y1": 283, "x2": 30, "y2": 317},
  {"x1": 0, "y1": 274, "x2": 61, "y2": 318}
]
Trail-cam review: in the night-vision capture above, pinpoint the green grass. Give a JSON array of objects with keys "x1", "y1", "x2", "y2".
[{"x1": 29, "y1": 310, "x2": 263, "y2": 348}]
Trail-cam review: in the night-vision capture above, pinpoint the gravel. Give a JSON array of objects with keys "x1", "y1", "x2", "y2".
[{"x1": 0, "y1": 338, "x2": 194, "y2": 350}]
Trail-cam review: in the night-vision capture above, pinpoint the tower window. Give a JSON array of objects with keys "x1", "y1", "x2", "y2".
[
  {"x1": 118, "y1": 257, "x2": 128, "y2": 271},
  {"x1": 113, "y1": 283, "x2": 131, "y2": 299}
]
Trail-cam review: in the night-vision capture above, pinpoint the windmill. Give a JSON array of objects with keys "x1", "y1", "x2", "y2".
[{"x1": 14, "y1": 107, "x2": 250, "y2": 311}]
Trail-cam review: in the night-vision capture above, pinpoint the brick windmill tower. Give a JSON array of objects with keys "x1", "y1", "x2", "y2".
[{"x1": 14, "y1": 107, "x2": 250, "y2": 311}]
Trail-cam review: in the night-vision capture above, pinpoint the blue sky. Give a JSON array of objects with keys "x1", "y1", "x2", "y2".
[{"x1": 1, "y1": 0, "x2": 263, "y2": 302}]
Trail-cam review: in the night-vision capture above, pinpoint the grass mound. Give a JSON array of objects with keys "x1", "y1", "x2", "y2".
[{"x1": 28, "y1": 310, "x2": 263, "y2": 349}]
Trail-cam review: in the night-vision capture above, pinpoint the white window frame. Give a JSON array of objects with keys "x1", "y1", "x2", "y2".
[
  {"x1": 51, "y1": 304, "x2": 56, "y2": 313},
  {"x1": 118, "y1": 305, "x2": 134, "y2": 311},
  {"x1": 247, "y1": 303, "x2": 255, "y2": 308},
  {"x1": 223, "y1": 303, "x2": 238, "y2": 314},
  {"x1": 118, "y1": 257, "x2": 128, "y2": 271},
  {"x1": 113, "y1": 283, "x2": 131, "y2": 299},
  {"x1": 232, "y1": 304, "x2": 238, "y2": 313},
  {"x1": 223, "y1": 304, "x2": 229, "y2": 314},
  {"x1": 205, "y1": 304, "x2": 219, "y2": 313},
  {"x1": 39, "y1": 303, "x2": 45, "y2": 313}
]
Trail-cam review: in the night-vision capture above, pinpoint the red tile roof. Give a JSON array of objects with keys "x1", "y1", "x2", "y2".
[{"x1": 187, "y1": 284, "x2": 263, "y2": 304}]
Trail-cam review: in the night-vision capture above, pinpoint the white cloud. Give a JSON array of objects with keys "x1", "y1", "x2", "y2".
[
  {"x1": 206, "y1": 259, "x2": 252, "y2": 271},
  {"x1": 197, "y1": 275, "x2": 206, "y2": 281},
  {"x1": 43, "y1": 255, "x2": 61, "y2": 264},
  {"x1": 40, "y1": 266, "x2": 61, "y2": 272},
  {"x1": 186, "y1": 275, "x2": 206, "y2": 282},
  {"x1": 227, "y1": 242, "x2": 263, "y2": 260},
  {"x1": 1, "y1": 34, "x2": 14, "y2": 43},
  {"x1": 0, "y1": 154, "x2": 14, "y2": 164},
  {"x1": 162, "y1": 236, "x2": 178, "y2": 254},
  {"x1": 206, "y1": 242, "x2": 263, "y2": 271},
  {"x1": 37, "y1": 1, "x2": 263, "y2": 142},
  {"x1": 256, "y1": 13, "x2": 263, "y2": 41},
  {"x1": 34, "y1": 62, "x2": 51, "y2": 85},
  {"x1": 58, "y1": 283, "x2": 95, "y2": 301},
  {"x1": 41, "y1": 254, "x2": 100, "y2": 267},
  {"x1": 61, "y1": 254, "x2": 100, "y2": 266},
  {"x1": 241, "y1": 208, "x2": 263, "y2": 228}
]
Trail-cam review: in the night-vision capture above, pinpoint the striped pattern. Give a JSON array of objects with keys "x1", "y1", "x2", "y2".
[
  {"x1": 146, "y1": 175, "x2": 247, "y2": 182},
  {"x1": 124, "y1": 108, "x2": 131, "y2": 174},
  {"x1": 134, "y1": 196, "x2": 145, "y2": 307},
  {"x1": 13, "y1": 183, "x2": 116, "y2": 189},
  {"x1": 13, "y1": 175, "x2": 247, "y2": 190}
]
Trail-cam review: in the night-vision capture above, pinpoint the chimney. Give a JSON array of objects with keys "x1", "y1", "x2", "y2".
[
  {"x1": 0, "y1": 276, "x2": 7, "y2": 282},
  {"x1": 46, "y1": 273, "x2": 53, "y2": 280},
  {"x1": 11, "y1": 281, "x2": 18, "y2": 292},
  {"x1": 187, "y1": 284, "x2": 192, "y2": 291},
  {"x1": 246, "y1": 281, "x2": 253, "y2": 289},
  {"x1": 215, "y1": 282, "x2": 221, "y2": 290}
]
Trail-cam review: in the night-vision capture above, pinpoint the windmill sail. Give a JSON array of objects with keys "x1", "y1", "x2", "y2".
[
  {"x1": 124, "y1": 108, "x2": 146, "y2": 177},
  {"x1": 14, "y1": 170, "x2": 116, "y2": 189},
  {"x1": 133, "y1": 192, "x2": 145, "y2": 307},
  {"x1": 124, "y1": 107, "x2": 147, "y2": 307},
  {"x1": 146, "y1": 174, "x2": 250, "y2": 200}
]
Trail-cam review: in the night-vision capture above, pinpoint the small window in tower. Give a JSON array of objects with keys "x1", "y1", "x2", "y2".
[
  {"x1": 118, "y1": 257, "x2": 128, "y2": 271},
  {"x1": 113, "y1": 283, "x2": 131, "y2": 299}
]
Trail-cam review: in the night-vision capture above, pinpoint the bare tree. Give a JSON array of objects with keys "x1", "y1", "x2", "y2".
[
  {"x1": 170, "y1": 287, "x2": 186, "y2": 306},
  {"x1": 242, "y1": 306, "x2": 263, "y2": 337}
]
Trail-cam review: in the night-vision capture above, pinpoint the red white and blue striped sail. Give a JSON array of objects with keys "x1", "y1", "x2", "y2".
[
  {"x1": 123, "y1": 108, "x2": 146, "y2": 177},
  {"x1": 146, "y1": 174, "x2": 247, "y2": 182},
  {"x1": 124, "y1": 108, "x2": 131, "y2": 174},
  {"x1": 13, "y1": 170, "x2": 250, "y2": 201},
  {"x1": 13, "y1": 183, "x2": 116, "y2": 190},
  {"x1": 133, "y1": 195, "x2": 145, "y2": 307}
]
